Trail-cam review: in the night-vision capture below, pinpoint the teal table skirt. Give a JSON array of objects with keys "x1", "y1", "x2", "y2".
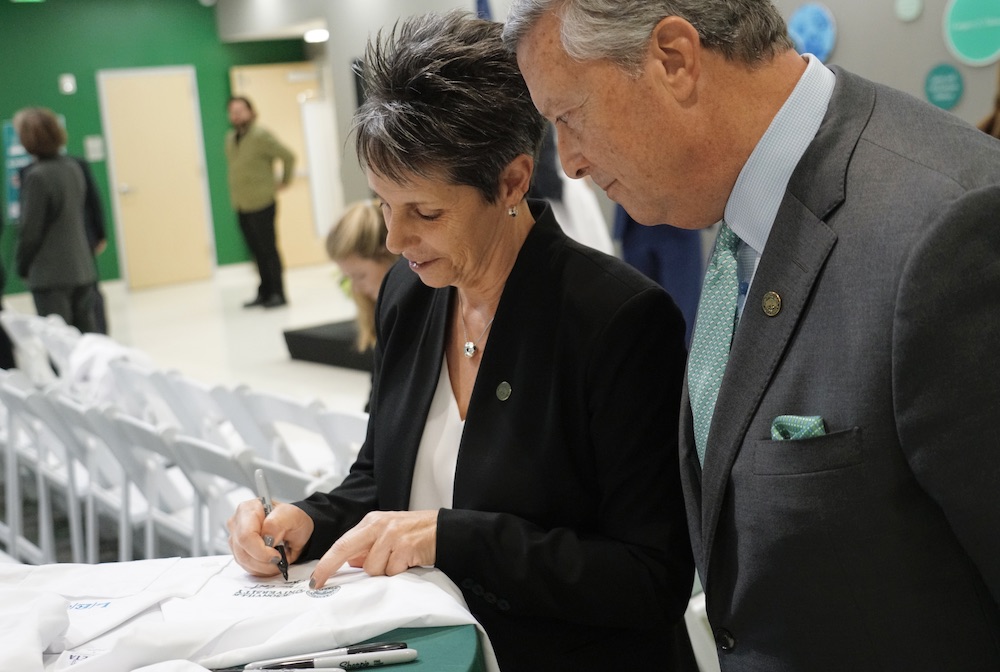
[{"x1": 359, "y1": 625, "x2": 486, "y2": 672}]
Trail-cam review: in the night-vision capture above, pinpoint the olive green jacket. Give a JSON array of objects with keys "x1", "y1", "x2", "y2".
[{"x1": 224, "y1": 124, "x2": 295, "y2": 212}]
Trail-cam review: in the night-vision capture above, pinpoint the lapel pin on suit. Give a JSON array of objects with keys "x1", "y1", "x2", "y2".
[{"x1": 762, "y1": 291, "x2": 782, "y2": 316}]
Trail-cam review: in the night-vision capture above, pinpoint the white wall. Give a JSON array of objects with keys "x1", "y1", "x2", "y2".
[
  {"x1": 215, "y1": 0, "x2": 327, "y2": 41},
  {"x1": 321, "y1": 0, "x2": 483, "y2": 202}
]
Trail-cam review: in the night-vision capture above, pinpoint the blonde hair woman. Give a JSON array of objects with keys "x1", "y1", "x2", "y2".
[{"x1": 325, "y1": 200, "x2": 398, "y2": 351}]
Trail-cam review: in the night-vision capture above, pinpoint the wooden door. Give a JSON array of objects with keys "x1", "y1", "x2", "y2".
[{"x1": 98, "y1": 66, "x2": 215, "y2": 289}]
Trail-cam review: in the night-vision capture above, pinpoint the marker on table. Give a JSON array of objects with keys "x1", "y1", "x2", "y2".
[
  {"x1": 243, "y1": 642, "x2": 407, "y2": 669},
  {"x1": 250, "y1": 647, "x2": 417, "y2": 670},
  {"x1": 254, "y1": 468, "x2": 288, "y2": 581}
]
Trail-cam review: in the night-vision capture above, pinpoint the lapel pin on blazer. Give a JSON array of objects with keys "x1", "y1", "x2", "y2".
[
  {"x1": 496, "y1": 381, "x2": 512, "y2": 401},
  {"x1": 762, "y1": 291, "x2": 782, "y2": 317}
]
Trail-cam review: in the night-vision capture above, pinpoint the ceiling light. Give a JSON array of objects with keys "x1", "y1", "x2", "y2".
[{"x1": 304, "y1": 29, "x2": 329, "y2": 44}]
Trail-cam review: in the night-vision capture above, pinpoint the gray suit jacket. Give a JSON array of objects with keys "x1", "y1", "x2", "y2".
[
  {"x1": 17, "y1": 156, "x2": 96, "y2": 289},
  {"x1": 680, "y1": 67, "x2": 1000, "y2": 671}
]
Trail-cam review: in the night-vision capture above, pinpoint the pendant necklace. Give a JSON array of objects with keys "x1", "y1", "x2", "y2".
[{"x1": 458, "y1": 294, "x2": 496, "y2": 358}]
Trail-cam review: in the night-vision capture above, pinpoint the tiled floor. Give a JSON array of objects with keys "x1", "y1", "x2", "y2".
[{"x1": 4, "y1": 261, "x2": 372, "y2": 414}]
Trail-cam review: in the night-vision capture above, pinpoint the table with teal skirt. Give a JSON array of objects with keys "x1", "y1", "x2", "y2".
[{"x1": 358, "y1": 625, "x2": 486, "y2": 671}]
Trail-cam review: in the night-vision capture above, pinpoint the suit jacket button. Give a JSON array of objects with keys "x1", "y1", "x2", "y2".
[{"x1": 715, "y1": 628, "x2": 736, "y2": 652}]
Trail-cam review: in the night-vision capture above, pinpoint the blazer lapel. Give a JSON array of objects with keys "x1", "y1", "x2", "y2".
[
  {"x1": 699, "y1": 199, "x2": 836, "y2": 565},
  {"x1": 379, "y1": 283, "x2": 452, "y2": 509},
  {"x1": 697, "y1": 67, "x2": 876, "y2": 572}
]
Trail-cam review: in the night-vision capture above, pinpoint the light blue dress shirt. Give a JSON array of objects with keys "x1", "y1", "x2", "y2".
[{"x1": 724, "y1": 54, "x2": 836, "y2": 318}]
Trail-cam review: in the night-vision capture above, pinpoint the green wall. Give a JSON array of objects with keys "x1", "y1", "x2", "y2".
[{"x1": 0, "y1": 0, "x2": 303, "y2": 295}]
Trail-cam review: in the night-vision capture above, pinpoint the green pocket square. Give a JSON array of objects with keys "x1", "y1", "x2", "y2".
[{"x1": 771, "y1": 415, "x2": 826, "y2": 441}]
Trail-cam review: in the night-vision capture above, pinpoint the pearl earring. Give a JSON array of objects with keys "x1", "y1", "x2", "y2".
[{"x1": 508, "y1": 206, "x2": 518, "y2": 217}]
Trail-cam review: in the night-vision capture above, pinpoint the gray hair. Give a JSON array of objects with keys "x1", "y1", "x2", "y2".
[
  {"x1": 503, "y1": 0, "x2": 794, "y2": 75},
  {"x1": 353, "y1": 10, "x2": 546, "y2": 203}
]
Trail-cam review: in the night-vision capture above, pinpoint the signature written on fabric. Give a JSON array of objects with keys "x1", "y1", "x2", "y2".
[{"x1": 232, "y1": 579, "x2": 341, "y2": 599}]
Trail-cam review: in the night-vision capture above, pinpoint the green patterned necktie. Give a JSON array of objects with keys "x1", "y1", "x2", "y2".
[{"x1": 688, "y1": 222, "x2": 742, "y2": 466}]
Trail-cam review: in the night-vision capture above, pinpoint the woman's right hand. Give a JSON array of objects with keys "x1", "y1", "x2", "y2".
[{"x1": 227, "y1": 499, "x2": 315, "y2": 577}]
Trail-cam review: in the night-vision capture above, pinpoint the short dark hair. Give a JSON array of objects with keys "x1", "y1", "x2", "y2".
[
  {"x1": 353, "y1": 10, "x2": 546, "y2": 203},
  {"x1": 228, "y1": 96, "x2": 255, "y2": 112},
  {"x1": 14, "y1": 107, "x2": 67, "y2": 159}
]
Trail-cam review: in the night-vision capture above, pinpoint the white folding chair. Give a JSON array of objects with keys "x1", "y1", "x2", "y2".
[
  {"x1": 315, "y1": 407, "x2": 369, "y2": 471},
  {"x1": 169, "y1": 433, "x2": 258, "y2": 555},
  {"x1": 111, "y1": 412, "x2": 205, "y2": 557},
  {"x1": 0, "y1": 369, "x2": 41, "y2": 563},
  {"x1": 87, "y1": 404, "x2": 203, "y2": 560},
  {"x1": 57, "y1": 333, "x2": 159, "y2": 407},
  {"x1": 44, "y1": 394, "x2": 134, "y2": 563},
  {"x1": 153, "y1": 370, "x2": 251, "y2": 450},
  {"x1": 0, "y1": 311, "x2": 58, "y2": 387},
  {"x1": 222, "y1": 384, "x2": 368, "y2": 484},
  {"x1": 0, "y1": 370, "x2": 83, "y2": 563},
  {"x1": 42, "y1": 390, "x2": 194, "y2": 562},
  {"x1": 26, "y1": 387, "x2": 127, "y2": 564},
  {"x1": 247, "y1": 454, "x2": 326, "y2": 504},
  {"x1": 106, "y1": 358, "x2": 186, "y2": 428},
  {"x1": 685, "y1": 589, "x2": 722, "y2": 672},
  {"x1": 32, "y1": 314, "x2": 82, "y2": 378}
]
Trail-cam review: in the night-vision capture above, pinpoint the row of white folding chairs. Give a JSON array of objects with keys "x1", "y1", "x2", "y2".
[
  {"x1": 0, "y1": 367, "x2": 340, "y2": 564},
  {"x1": 0, "y1": 368, "x2": 84, "y2": 564},
  {"x1": 0, "y1": 309, "x2": 368, "y2": 562},
  {"x1": 1, "y1": 307, "x2": 368, "y2": 490},
  {"x1": 104, "y1": 358, "x2": 368, "y2": 484}
]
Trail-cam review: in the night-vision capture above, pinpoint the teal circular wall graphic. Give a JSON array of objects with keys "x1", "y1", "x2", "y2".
[
  {"x1": 788, "y1": 3, "x2": 837, "y2": 62},
  {"x1": 944, "y1": 0, "x2": 1000, "y2": 66},
  {"x1": 924, "y1": 63, "x2": 964, "y2": 109}
]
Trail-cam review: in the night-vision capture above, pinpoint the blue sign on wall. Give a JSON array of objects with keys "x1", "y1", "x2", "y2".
[
  {"x1": 944, "y1": 0, "x2": 1000, "y2": 66},
  {"x1": 3, "y1": 120, "x2": 33, "y2": 223},
  {"x1": 788, "y1": 3, "x2": 838, "y2": 63},
  {"x1": 924, "y1": 63, "x2": 965, "y2": 110}
]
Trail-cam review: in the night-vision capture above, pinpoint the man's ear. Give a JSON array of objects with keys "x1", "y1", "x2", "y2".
[{"x1": 650, "y1": 16, "x2": 701, "y2": 102}]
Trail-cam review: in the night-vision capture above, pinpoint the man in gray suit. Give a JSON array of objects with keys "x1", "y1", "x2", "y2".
[{"x1": 505, "y1": 1, "x2": 1000, "y2": 670}]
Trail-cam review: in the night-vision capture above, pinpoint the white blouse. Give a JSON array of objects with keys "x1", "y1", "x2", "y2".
[{"x1": 408, "y1": 356, "x2": 465, "y2": 510}]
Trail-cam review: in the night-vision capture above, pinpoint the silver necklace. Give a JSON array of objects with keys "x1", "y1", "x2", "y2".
[{"x1": 458, "y1": 294, "x2": 496, "y2": 358}]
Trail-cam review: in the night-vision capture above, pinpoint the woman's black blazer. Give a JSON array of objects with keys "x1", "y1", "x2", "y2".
[{"x1": 298, "y1": 201, "x2": 694, "y2": 671}]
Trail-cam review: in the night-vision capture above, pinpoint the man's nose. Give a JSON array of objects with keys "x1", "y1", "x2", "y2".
[{"x1": 556, "y1": 130, "x2": 590, "y2": 179}]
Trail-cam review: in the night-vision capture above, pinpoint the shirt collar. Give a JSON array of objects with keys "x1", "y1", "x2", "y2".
[{"x1": 724, "y1": 54, "x2": 836, "y2": 255}]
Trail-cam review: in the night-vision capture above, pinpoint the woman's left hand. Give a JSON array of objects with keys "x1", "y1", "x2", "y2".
[{"x1": 309, "y1": 510, "x2": 439, "y2": 588}]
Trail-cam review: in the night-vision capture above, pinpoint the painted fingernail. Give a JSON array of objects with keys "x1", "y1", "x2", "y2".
[
  {"x1": 269, "y1": 556, "x2": 281, "y2": 566},
  {"x1": 263, "y1": 535, "x2": 274, "y2": 547},
  {"x1": 308, "y1": 575, "x2": 317, "y2": 589}
]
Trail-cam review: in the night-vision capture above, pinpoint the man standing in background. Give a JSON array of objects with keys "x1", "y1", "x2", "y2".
[{"x1": 225, "y1": 95, "x2": 295, "y2": 308}]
